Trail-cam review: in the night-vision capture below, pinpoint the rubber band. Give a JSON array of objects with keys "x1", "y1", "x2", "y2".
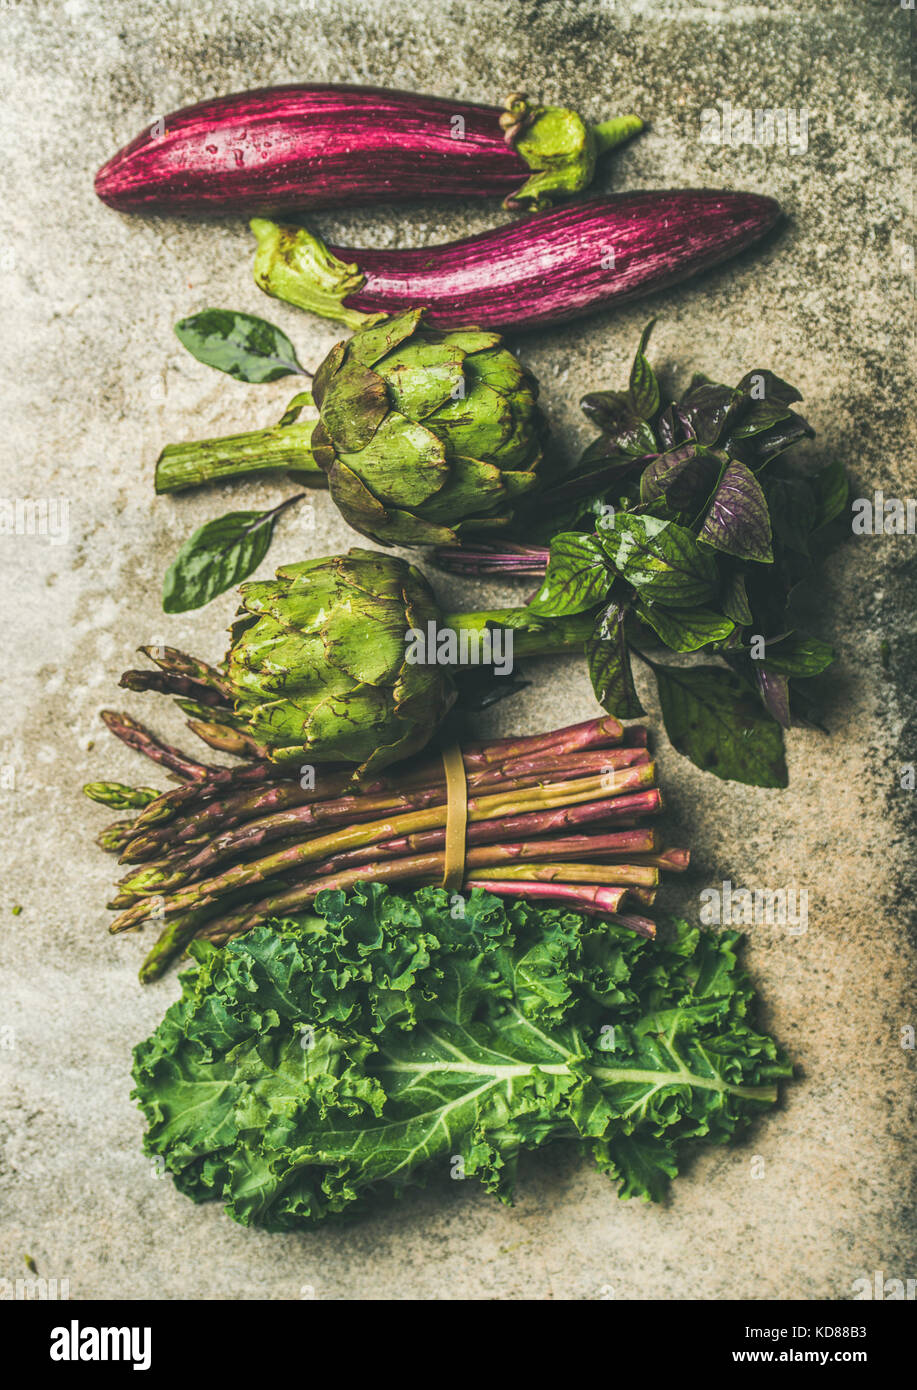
[{"x1": 440, "y1": 743, "x2": 468, "y2": 891}]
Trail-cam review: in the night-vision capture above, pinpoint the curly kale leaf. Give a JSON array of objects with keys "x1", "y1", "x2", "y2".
[{"x1": 132, "y1": 884, "x2": 791, "y2": 1230}]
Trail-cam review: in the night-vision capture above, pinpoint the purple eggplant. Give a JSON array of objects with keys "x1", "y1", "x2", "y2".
[
  {"x1": 251, "y1": 190, "x2": 781, "y2": 332},
  {"x1": 94, "y1": 85, "x2": 642, "y2": 215}
]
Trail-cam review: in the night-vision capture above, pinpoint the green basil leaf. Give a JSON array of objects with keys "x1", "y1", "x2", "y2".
[
  {"x1": 637, "y1": 604, "x2": 735, "y2": 653},
  {"x1": 628, "y1": 320, "x2": 660, "y2": 419},
  {"x1": 162, "y1": 497, "x2": 302, "y2": 613},
  {"x1": 586, "y1": 604, "x2": 644, "y2": 717},
  {"x1": 175, "y1": 310, "x2": 307, "y2": 383},
  {"x1": 756, "y1": 634, "x2": 834, "y2": 677},
  {"x1": 526, "y1": 532, "x2": 611, "y2": 617},
  {"x1": 620, "y1": 417, "x2": 660, "y2": 458},
  {"x1": 766, "y1": 476, "x2": 816, "y2": 555},
  {"x1": 810, "y1": 460, "x2": 849, "y2": 530},
  {"x1": 721, "y1": 571, "x2": 753, "y2": 625},
  {"x1": 599, "y1": 513, "x2": 718, "y2": 608},
  {"x1": 654, "y1": 663, "x2": 788, "y2": 787}
]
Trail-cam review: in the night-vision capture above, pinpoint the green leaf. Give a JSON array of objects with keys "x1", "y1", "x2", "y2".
[
  {"x1": 277, "y1": 391, "x2": 315, "y2": 427},
  {"x1": 620, "y1": 418, "x2": 659, "y2": 458},
  {"x1": 526, "y1": 532, "x2": 612, "y2": 617},
  {"x1": 654, "y1": 663, "x2": 788, "y2": 786},
  {"x1": 131, "y1": 883, "x2": 791, "y2": 1229},
  {"x1": 637, "y1": 605, "x2": 735, "y2": 653},
  {"x1": 162, "y1": 497, "x2": 303, "y2": 614},
  {"x1": 587, "y1": 604, "x2": 644, "y2": 716},
  {"x1": 810, "y1": 460, "x2": 849, "y2": 530},
  {"x1": 721, "y1": 571, "x2": 753, "y2": 625},
  {"x1": 766, "y1": 476, "x2": 816, "y2": 555},
  {"x1": 175, "y1": 310, "x2": 307, "y2": 383},
  {"x1": 757, "y1": 634, "x2": 834, "y2": 677},
  {"x1": 728, "y1": 397, "x2": 792, "y2": 438},
  {"x1": 599, "y1": 513, "x2": 718, "y2": 608},
  {"x1": 628, "y1": 320, "x2": 660, "y2": 419}
]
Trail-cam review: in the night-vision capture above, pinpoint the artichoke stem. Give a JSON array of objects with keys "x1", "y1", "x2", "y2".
[
  {"x1": 445, "y1": 608, "x2": 595, "y2": 660},
  {"x1": 155, "y1": 419, "x2": 319, "y2": 494},
  {"x1": 591, "y1": 114, "x2": 645, "y2": 159}
]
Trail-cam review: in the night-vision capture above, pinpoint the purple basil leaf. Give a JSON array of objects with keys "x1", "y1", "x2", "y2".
[
  {"x1": 726, "y1": 410, "x2": 815, "y2": 471},
  {"x1": 543, "y1": 445, "x2": 640, "y2": 509},
  {"x1": 678, "y1": 382, "x2": 742, "y2": 446},
  {"x1": 754, "y1": 411, "x2": 816, "y2": 461},
  {"x1": 736, "y1": 369, "x2": 803, "y2": 407},
  {"x1": 755, "y1": 665, "x2": 792, "y2": 728},
  {"x1": 586, "y1": 603, "x2": 644, "y2": 718},
  {"x1": 729, "y1": 398, "x2": 794, "y2": 440},
  {"x1": 579, "y1": 389, "x2": 633, "y2": 434},
  {"x1": 657, "y1": 403, "x2": 678, "y2": 450},
  {"x1": 700, "y1": 458, "x2": 773, "y2": 562},
  {"x1": 640, "y1": 441, "x2": 698, "y2": 504},
  {"x1": 675, "y1": 403, "x2": 696, "y2": 439}
]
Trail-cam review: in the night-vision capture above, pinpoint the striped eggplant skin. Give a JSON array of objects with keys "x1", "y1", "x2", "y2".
[
  {"x1": 253, "y1": 191, "x2": 781, "y2": 332},
  {"x1": 94, "y1": 85, "x2": 641, "y2": 214}
]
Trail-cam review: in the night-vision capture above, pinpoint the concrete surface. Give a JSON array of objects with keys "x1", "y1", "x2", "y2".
[{"x1": 1, "y1": 0, "x2": 914, "y2": 1301}]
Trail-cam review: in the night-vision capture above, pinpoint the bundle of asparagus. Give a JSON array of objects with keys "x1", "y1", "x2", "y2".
[{"x1": 86, "y1": 709, "x2": 689, "y2": 982}]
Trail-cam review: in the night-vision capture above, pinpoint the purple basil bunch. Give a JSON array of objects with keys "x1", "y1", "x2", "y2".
[{"x1": 438, "y1": 324, "x2": 850, "y2": 788}]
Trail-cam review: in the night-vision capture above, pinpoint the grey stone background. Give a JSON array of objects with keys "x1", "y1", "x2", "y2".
[{"x1": 1, "y1": 0, "x2": 914, "y2": 1300}]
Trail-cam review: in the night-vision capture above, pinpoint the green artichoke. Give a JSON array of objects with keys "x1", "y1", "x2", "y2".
[
  {"x1": 155, "y1": 309, "x2": 548, "y2": 546},
  {"x1": 223, "y1": 548, "x2": 452, "y2": 773},
  {"x1": 123, "y1": 548, "x2": 592, "y2": 777}
]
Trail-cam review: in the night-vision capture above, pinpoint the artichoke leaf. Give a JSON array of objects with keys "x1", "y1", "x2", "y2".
[
  {"x1": 319, "y1": 360, "x2": 389, "y2": 452},
  {"x1": 337, "y1": 548, "x2": 424, "y2": 605},
  {"x1": 438, "y1": 330, "x2": 503, "y2": 353},
  {"x1": 323, "y1": 603, "x2": 415, "y2": 687},
  {"x1": 428, "y1": 380, "x2": 515, "y2": 457},
  {"x1": 374, "y1": 342, "x2": 467, "y2": 419},
  {"x1": 465, "y1": 345, "x2": 529, "y2": 396},
  {"x1": 310, "y1": 340, "x2": 346, "y2": 408},
  {"x1": 326, "y1": 460, "x2": 401, "y2": 544},
  {"x1": 338, "y1": 413, "x2": 449, "y2": 507},
  {"x1": 418, "y1": 455, "x2": 509, "y2": 523},
  {"x1": 346, "y1": 308, "x2": 425, "y2": 368}
]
